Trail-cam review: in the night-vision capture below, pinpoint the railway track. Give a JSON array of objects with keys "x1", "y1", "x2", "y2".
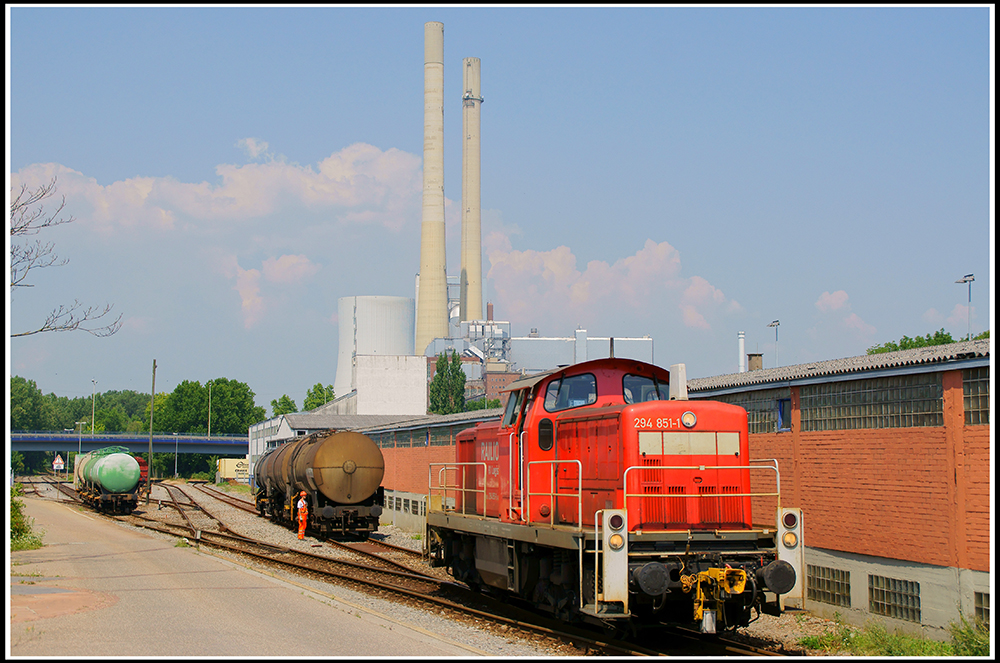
[{"x1": 16, "y1": 476, "x2": 789, "y2": 656}]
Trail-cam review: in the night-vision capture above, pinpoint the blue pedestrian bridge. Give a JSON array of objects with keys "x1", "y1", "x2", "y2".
[{"x1": 10, "y1": 431, "x2": 248, "y2": 456}]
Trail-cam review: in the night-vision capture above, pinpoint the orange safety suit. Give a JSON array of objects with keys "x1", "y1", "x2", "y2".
[{"x1": 296, "y1": 495, "x2": 308, "y2": 539}]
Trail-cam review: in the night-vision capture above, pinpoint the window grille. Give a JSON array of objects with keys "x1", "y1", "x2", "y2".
[
  {"x1": 974, "y1": 592, "x2": 989, "y2": 628},
  {"x1": 430, "y1": 426, "x2": 452, "y2": 446},
  {"x1": 807, "y1": 565, "x2": 851, "y2": 607},
  {"x1": 801, "y1": 374, "x2": 942, "y2": 431},
  {"x1": 963, "y1": 367, "x2": 990, "y2": 425},
  {"x1": 869, "y1": 574, "x2": 920, "y2": 623},
  {"x1": 707, "y1": 387, "x2": 790, "y2": 434}
]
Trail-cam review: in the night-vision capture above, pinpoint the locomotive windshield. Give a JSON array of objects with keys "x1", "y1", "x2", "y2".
[
  {"x1": 544, "y1": 373, "x2": 597, "y2": 412},
  {"x1": 623, "y1": 373, "x2": 668, "y2": 403}
]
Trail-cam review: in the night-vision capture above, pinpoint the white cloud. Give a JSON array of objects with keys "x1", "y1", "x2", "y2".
[
  {"x1": 236, "y1": 137, "x2": 271, "y2": 160},
  {"x1": 843, "y1": 312, "x2": 876, "y2": 337},
  {"x1": 486, "y1": 238, "x2": 739, "y2": 332},
  {"x1": 815, "y1": 290, "x2": 849, "y2": 312},
  {"x1": 262, "y1": 254, "x2": 320, "y2": 284},
  {"x1": 11, "y1": 142, "x2": 423, "y2": 234}
]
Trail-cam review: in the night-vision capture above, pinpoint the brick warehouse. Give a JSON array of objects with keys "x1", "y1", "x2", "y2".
[{"x1": 357, "y1": 338, "x2": 990, "y2": 639}]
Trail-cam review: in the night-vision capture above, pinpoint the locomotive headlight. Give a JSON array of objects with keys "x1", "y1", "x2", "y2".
[
  {"x1": 609, "y1": 513, "x2": 625, "y2": 531},
  {"x1": 608, "y1": 533, "x2": 625, "y2": 551},
  {"x1": 782, "y1": 531, "x2": 799, "y2": 549},
  {"x1": 681, "y1": 411, "x2": 697, "y2": 428}
]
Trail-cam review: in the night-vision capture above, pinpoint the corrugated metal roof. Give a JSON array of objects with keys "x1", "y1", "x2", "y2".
[
  {"x1": 282, "y1": 413, "x2": 427, "y2": 430},
  {"x1": 354, "y1": 408, "x2": 504, "y2": 433},
  {"x1": 688, "y1": 339, "x2": 990, "y2": 393}
]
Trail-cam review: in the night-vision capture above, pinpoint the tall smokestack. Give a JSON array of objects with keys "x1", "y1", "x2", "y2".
[
  {"x1": 460, "y1": 56, "x2": 483, "y2": 323},
  {"x1": 415, "y1": 21, "x2": 449, "y2": 356}
]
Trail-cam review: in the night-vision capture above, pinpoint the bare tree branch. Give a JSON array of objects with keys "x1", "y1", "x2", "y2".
[{"x1": 10, "y1": 177, "x2": 122, "y2": 338}]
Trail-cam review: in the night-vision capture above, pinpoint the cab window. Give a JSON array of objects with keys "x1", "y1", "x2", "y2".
[
  {"x1": 502, "y1": 390, "x2": 524, "y2": 428},
  {"x1": 623, "y1": 374, "x2": 667, "y2": 404},
  {"x1": 544, "y1": 374, "x2": 597, "y2": 412}
]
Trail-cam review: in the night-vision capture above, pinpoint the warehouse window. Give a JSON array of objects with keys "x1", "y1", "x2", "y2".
[
  {"x1": 706, "y1": 387, "x2": 790, "y2": 434},
  {"x1": 869, "y1": 575, "x2": 920, "y2": 623},
  {"x1": 800, "y1": 374, "x2": 942, "y2": 431},
  {"x1": 778, "y1": 398, "x2": 792, "y2": 431},
  {"x1": 975, "y1": 592, "x2": 989, "y2": 629},
  {"x1": 963, "y1": 367, "x2": 990, "y2": 425},
  {"x1": 807, "y1": 565, "x2": 851, "y2": 608}
]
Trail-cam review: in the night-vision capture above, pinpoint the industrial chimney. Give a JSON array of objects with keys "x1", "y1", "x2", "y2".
[
  {"x1": 414, "y1": 21, "x2": 449, "y2": 356},
  {"x1": 460, "y1": 56, "x2": 483, "y2": 323}
]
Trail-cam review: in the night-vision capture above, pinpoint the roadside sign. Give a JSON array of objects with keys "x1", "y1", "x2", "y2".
[{"x1": 53, "y1": 454, "x2": 65, "y2": 471}]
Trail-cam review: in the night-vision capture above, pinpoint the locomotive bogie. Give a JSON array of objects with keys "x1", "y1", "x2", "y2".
[{"x1": 427, "y1": 357, "x2": 796, "y2": 633}]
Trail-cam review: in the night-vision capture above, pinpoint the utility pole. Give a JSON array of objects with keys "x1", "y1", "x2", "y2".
[
  {"x1": 91, "y1": 379, "x2": 97, "y2": 435},
  {"x1": 147, "y1": 359, "x2": 156, "y2": 504}
]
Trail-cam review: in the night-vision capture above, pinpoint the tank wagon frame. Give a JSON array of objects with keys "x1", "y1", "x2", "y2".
[
  {"x1": 425, "y1": 357, "x2": 797, "y2": 634},
  {"x1": 254, "y1": 430, "x2": 385, "y2": 539},
  {"x1": 73, "y1": 445, "x2": 142, "y2": 514}
]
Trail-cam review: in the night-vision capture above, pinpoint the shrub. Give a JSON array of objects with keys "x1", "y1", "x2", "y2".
[
  {"x1": 10, "y1": 484, "x2": 43, "y2": 551},
  {"x1": 949, "y1": 614, "x2": 990, "y2": 656}
]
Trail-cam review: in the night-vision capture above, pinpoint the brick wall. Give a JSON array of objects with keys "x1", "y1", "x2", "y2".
[
  {"x1": 962, "y1": 424, "x2": 990, "y2": 571},
  {"x1": 382, "y1": 444, "x2": 457, "y2": 495},
  {"x1": 747, "y1": 369, "x2": 989, "y2": 573}
]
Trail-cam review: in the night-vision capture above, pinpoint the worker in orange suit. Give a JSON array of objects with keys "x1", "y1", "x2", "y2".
[{"x1": 296, "y1": 490, "x2": 308, "y2": 540}]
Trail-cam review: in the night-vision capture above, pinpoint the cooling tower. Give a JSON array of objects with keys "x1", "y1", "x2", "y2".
[
  {"x1": 334, "y1": 296, "x2": 416, "y2": 399},
  {"x1": 414, "y1": 21, "x2": 449, "y2": 356},
  {"x1": 460, "y1": 56, "x2": 483, "y2": 323}
]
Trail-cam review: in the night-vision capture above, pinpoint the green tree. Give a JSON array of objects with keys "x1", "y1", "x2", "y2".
[
  {"x1": 867, "y1": 328, "x2": 956, "y2": 354},
  {"x1": 429, "y1": 351, "x2": 466, "y2": 415},
  {"x1": 10, "y1": 376, "x2": 47, "y2": 430},
  {"x1": 202, "y1": 378, "x2": 266, "y2": 434},
  {"x1": 466, "y1": 398, "x2": 501, "y2": 411},
  {"x1": 271, "y1": 394, "x2": 298, "y2": 417},
  {"x1": 142, "y1": 392, "x2": 173, "y2": 432},
  {"x1": 160, "y1": 380, "x2": 207, "y2": 433},
  {"x1": 303, "y1": 383, "x2": 336, "y2": 411},
  {"x1": 448, "y1": 350, "x2": 467, "y2": 413}
]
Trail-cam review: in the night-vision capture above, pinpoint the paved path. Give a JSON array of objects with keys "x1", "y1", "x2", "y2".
[{"x1": 8, "y1": 497, "x2": 484, "y2": 657}]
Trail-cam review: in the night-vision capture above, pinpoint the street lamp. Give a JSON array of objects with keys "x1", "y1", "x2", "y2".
[
  {"x1": 954, "y1": 274, "x2": 974, "y2": 341},
  {"x1": 207, "y1": 380, "x2": 213, "y2": 438},
  {"x1": 75, "y1": 421, "x2": 87, "y2": 476},
  {"x1": 768, "y1": 320, "x2": 780, "y2": 368}
]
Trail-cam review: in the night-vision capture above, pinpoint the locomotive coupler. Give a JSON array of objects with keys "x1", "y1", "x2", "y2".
[{"x1": 682, "y1": 567, "x2": 747, "y2": 634}]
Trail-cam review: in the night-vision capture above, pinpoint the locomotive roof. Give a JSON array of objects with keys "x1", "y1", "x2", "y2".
[{"x1": 503, "y1": 357, "x2": 667, "y2": 393}]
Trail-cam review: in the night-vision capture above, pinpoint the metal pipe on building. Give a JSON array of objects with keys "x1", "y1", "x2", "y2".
[
  {"x1": 415, "y1": 21, "x2": 449, "y2": 356},
  {"x1": 460, "y1": 56, "x2": 483, "y2": 323},
  {"x1": 738, "y1": 331, "x2": 746, "y2": 373}
]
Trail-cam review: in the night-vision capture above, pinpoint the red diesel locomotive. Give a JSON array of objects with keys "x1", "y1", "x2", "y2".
[{"x1": 425, "y1": 357, "x2": 796, "y2": 633}]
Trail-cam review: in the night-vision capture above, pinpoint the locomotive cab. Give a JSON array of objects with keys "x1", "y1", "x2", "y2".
[{"x1": 427, "y1": 358, "x2": 797, "y2": 633}]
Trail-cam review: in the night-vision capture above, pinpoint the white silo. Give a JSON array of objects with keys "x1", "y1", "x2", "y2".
[{"x1": 335, "y1": 295, "x2": 416, "y2": 398}]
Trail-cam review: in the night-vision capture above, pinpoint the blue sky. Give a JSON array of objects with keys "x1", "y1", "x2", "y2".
[{"x1": 7, "y1": 6, "x2": 993, "y2": 412}]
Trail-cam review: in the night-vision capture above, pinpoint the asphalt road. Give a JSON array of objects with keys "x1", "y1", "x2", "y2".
[{"x1": 8, "y1": 496, "x2": 484, "y2": 657}]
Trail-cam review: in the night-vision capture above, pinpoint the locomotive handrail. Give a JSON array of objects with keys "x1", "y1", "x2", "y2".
[
  {"x1": 428, "y1": 462, "x2": 487, "y2": 516},
  {"x1": 622, "y1": 462, "x2": 781, "y2": 528},
  {"x1": 525, "y1": 459, "x2": 583, "y2": 529}
]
